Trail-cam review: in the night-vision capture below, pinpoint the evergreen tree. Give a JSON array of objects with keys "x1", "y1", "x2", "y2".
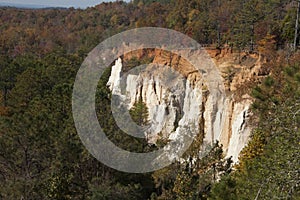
[{"x1": 129, "y1": 95, "x2": 149, "y2": 127}]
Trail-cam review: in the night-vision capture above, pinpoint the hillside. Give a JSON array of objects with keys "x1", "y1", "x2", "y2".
[{"x1": 0, "y1": 0, "x2": 299, "y2": 199}]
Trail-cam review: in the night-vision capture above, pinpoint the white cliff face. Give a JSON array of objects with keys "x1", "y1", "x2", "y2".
[
  {"x1": 107, "y1": 58, "x2": 122, "y2": 93},
  {"x1": 226, "y1": 102, "x2": 252, "y2": 162},
  {"x1": 107, "y1": 57, "x2": 253, "y2": 163}
]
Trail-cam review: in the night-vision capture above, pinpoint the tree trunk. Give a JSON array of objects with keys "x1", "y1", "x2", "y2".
[
  {"x1": 250, "y1": 24, "x2": 254, "y2": 52},
  {"x1": 217, "y1": 0, "x2": 221, "y2": 48},
  {"x1": 294, "y1": 0, "x2": 300, "y2": 51}
]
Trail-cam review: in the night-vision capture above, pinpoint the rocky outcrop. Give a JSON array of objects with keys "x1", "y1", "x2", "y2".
[{"x1": 107, "y1": 48, "x2": 265, "y2": 163}]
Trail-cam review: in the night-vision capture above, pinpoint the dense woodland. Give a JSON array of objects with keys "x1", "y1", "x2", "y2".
[{"x1": 0, "y1": 0, "x2": 299, "y2": 199}]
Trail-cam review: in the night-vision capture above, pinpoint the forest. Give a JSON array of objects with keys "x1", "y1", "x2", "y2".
[{"x1": 0, "y1": 0, "x2": 299, "y2": 199}]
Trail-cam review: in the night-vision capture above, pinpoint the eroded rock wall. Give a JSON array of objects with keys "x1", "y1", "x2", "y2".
[{"x1": 107, "y1": 49, "x2": 264, "y2": 163}]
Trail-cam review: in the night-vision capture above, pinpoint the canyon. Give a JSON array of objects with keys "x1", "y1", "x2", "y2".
[{"x1": 107, "y1": 48, "x2": 266, "y2": 163}]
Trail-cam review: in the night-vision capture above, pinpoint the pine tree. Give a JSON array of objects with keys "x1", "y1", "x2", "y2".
[{"x1": 129, "y1": 95, "x2": 149, "y2": 127}]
